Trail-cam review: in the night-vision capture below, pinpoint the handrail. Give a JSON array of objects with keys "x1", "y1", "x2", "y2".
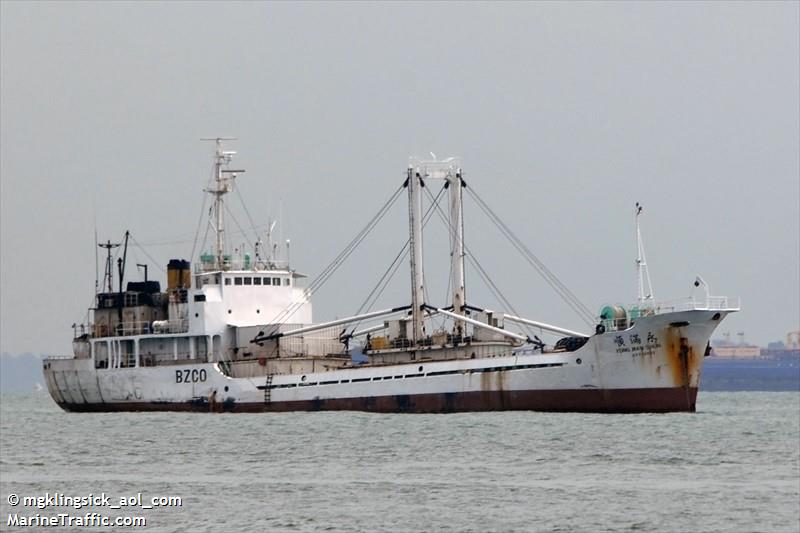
[
  {"x1": 195, "y1": 259, "x2": 290, "y2": 273},
  {"x1": 645, "y1": 295, "x2": 741, "y2": 314},
  {"x1": 90, "y1": 319, "x2": 189, "y2": 338},
  {"x1": 597, "y1": 295, "x2": 740, "y2": 331}
]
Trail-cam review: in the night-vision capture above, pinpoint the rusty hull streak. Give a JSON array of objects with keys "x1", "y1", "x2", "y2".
[
  {"x1": 477, "y1": 369, "x2": 508, "y2": 409},
  {"x1": 665, "y1": 327, "x2": 698, "y2": 388},
  {"x1": 665, "y1": 326, "x2": 700, "y2": 410}
]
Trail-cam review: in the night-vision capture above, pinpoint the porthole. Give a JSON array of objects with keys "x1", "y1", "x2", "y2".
[
  {"x1": 576, "y1": 358, "x2": 582, "y2": 365},
  {"x1": 195, "y1": 313, "x2": 199, "y2": 318},
  {"x1": 712, "y1": 312, "x2": 721, "y2": 320},
  {"x1": 256, "y1": 309, "x2": 260, "y2": 314},
  {"x1": 418, "y1": 366, "x2": 423, "y2": 372},
  {"x1": 301, "y1": 375, "x2": 307, "y2": 382},
  {"x1": 224, "y1": 386, "x2": 229, "y2": 392},
  {"x1": 228, "y1": 309, "x2": 232, "y2": 314}
]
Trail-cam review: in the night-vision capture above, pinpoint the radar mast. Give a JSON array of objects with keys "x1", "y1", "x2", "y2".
[{"x1": 201, "y1": 137, "x2": 245, "y2": 271}]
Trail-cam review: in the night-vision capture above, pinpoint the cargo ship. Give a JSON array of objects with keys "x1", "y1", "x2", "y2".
[{"x1": 43, "y1": 140, "x2": 739, "y2": 413}]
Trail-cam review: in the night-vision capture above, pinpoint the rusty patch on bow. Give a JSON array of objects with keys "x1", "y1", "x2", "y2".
[{"x1": 665, "y1": 328, "x2": 698, "y2": 387}]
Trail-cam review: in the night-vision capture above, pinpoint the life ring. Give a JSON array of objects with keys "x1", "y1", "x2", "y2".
[{"x1": 595, "y1": 324, "x2": 606, "y2": 335}]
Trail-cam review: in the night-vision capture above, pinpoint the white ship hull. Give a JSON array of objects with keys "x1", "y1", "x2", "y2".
[
  {"x1": 44, "y1": 309, "x2": 727, "y2": 413},
  {"x1": 43, "y1": 144, "x2": 739, "y2": 414}
]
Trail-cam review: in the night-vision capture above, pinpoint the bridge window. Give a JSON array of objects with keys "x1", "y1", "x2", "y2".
[
  {"x1": 272, "y1": 277, "x2": 280, "y2": 286},
  {"x1": 254, "y1": 277, "x2": 261, "y2": 285},
  {"x1": 234, "y1": 277, "x2": 243, "y2": 286},
  {"x1": 284, "y1": 278, "x2": 290, "y2": 286},
  {"x1": 224, "y1": 278, "x2": 231, "y2": 286},
  {"x1": 264, "y1": 277, "x2": 271, "y2": 286},
  {"x1": 244, "y1": 277, "x2": 252, "y2": 285}
]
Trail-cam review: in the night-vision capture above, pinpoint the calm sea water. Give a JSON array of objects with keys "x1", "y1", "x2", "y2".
[{"x1": 1, "y1": 392, "x2": 798, "y2": 532}]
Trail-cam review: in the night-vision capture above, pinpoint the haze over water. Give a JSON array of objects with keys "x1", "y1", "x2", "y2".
[{"x1": 1, "y1": 392, "x2": 798, "y2": 532}]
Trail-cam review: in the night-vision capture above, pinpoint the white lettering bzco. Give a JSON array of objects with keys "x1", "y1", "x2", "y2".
[{"x1": 175, "y1": 369, "x2": 207, "y2": 383}]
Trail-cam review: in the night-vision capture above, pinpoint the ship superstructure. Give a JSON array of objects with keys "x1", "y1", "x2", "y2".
[{"x1": 44, "y1": 141, "x2": 739, "y2": 413}]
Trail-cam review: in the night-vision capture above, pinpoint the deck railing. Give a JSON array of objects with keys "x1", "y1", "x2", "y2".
[
  {"x1": 646, "y1": 295, "x2": 741, "y2": 314},
  {"x1": 195, "y1": 258, "x2": 289, "y2": 273},
  {"x1": 598, "y1": 295, "x2": 740, "y2": 331},
  {"x1": 89, "y1": 319, "x2": 189, "y2": 338},
  {"x1": 43, "y1": 355, "x2": 75, "y2": 361}
]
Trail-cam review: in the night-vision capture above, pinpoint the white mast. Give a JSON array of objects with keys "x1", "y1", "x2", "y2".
[
  {"x1": 448, "y1": 169, "x2": 466, "y2": 336},
  {"x1": 635, "y1": 202, "x2": 654, "y2": 305},
  {"x1": 407, "y1": 166, "x2": 426, "y2": 344},
  {"x1": 409, "y1": 156, "x2": 464, "y2": 339},
  {"x1": 201, "y1": 137, "x2": 242, "y2": 271}
]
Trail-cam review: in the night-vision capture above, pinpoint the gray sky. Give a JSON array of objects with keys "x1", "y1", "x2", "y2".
[{"x1": 1, "y1": 1, "x2": 798, "y2": 356}]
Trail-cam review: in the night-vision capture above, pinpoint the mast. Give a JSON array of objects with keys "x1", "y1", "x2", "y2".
[
  {"x1": 407, "y1": 166, "x2": 426, "y2": 344},
  {"x1": 448, "y1": 170, "x2": 466, "y2": 336},
  {"x1": 635, "y1": 202, "x2": 654, "y2": 305},
  {"x1": 214, "y1": 145, "x2": 225, "y2": 269},
  {"x1": 98, "y1": 239, "x2": 120, "y2": 294},
  {"x1": 116, "y1": 231, "x2": 129, "y2": 325},
  {"x1": 201, "y1": 137, "x2": 243, "y2": 271}
]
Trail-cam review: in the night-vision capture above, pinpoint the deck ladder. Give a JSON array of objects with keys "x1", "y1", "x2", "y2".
[{"x1": 264, "y1": 374, "x2": 273, "y2": 404}]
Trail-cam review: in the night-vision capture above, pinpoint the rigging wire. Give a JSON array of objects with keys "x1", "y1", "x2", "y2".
[
  {"x1": 189, "y1": 194, "x2": 209, "y2": 260},
  {"x1": 422, "y1": 187, "x2": 538, "y2": 339},
  {"x1": 128, "y1": 234, "x2": 167, "y2": 275},
  {"x1": 235, "y1": 185, "x2": 261, "y2": 246},
  {"x1": 224, "y1": 203, "x2": 257, "y2": 256},
  {"x1": 464, "y1": 186, "x2": 595, "y2": 326},
  {"x1": 93, "y1": 208, "x2": 99, "y2": 295},
  {"x1": 137, "y1": 221, "x2": 272, "y2": 249},
  {"x1": 426, "y1": 187, "x2": 451, "y2": 332},
  {"x1": 346, "y1": 185, "x2": 448, "y2": 335},
  {"x1": 190, "y1": 162, "x2": 216, "y2": 261},
  {"x1": 267, "y1": 184, "x2": 406, "y2": 327},
  {"x1": 465, "y1": 253, "x2": 538, "y2": 339},
  {"x1": 197, "y1": 219, "x2": 211, "y2": 259},
  {"x1": 352, "y1": 241, "x2": 410, "y2": 317}
]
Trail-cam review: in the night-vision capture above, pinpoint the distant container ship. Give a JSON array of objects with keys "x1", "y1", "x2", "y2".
[
  {"x1": 711, "y1": 334, "x2": 761, "y2": 358},
  {"x1": 710, "y1": 331, "x2": 800, "y2": 359}
]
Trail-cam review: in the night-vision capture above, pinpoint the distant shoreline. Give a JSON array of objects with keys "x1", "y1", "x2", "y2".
[{"x1": 701, "y1": 357, "x2": 800, "y2": 392}]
